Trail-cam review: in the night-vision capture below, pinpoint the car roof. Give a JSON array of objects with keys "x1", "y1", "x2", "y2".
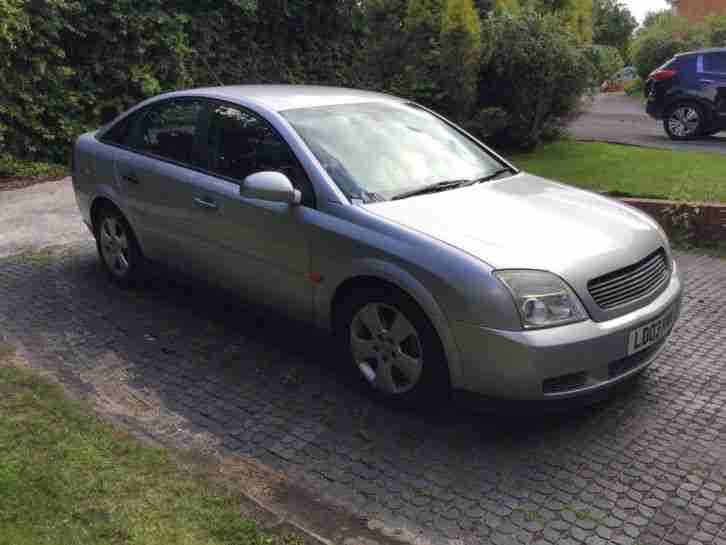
[
  {"x1": 676, "y1": 47, "x2": 726, "y2": 57},
  {"x1": 171, "y1": 85, "x2": 406, "y2": 112}
]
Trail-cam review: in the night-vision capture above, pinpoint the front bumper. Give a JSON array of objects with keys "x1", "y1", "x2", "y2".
[
  {"x1": 452, "y1": 265, "x2": 682, "y2": 400},
  {"x1": 646, "y1": 100, "x2": 663, "y2": 120}
]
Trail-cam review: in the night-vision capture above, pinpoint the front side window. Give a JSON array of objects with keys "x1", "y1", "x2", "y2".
[
  {"x1": 135, "y1": 100, "x2": 205, "y2": 165},
  {"x1": 206, "y1": 103, "x2": 314, "y2": 206},
  {"x1": 282, "y1": 102, "x2": 509, "y2": 202}
]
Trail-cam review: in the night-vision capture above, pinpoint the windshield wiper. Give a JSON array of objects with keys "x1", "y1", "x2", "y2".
[
  {"x1": 391, "y1": 179, "x2": 472, "y2": 201},
  {"x1": 390, "y1": 168, "x2": 515, "y2": 201},
  {"x1": 470, "y1": 168, "x2": 515, "y2": 184}
]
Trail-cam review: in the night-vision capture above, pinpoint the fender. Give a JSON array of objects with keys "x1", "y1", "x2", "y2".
[{"x1": 316, "y1": 257, "x2": 465, "y2": 390}]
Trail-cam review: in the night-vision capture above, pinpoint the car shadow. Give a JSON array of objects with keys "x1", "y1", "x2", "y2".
[{"x1": 0, "y1": 242, "x2": 683, "y2": 538}]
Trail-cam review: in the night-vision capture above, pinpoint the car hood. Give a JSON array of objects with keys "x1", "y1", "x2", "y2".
[{"x1": 365, "y1": 173, "x2": 666, "y2": 280}]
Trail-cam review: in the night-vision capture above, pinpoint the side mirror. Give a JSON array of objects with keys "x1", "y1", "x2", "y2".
[{"x1": 240, "y1": 171, "x2": 301, "y2": 206}]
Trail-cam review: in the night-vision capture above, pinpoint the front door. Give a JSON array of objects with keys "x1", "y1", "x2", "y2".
[{"x1": 186, "y1": 102, "x2": 315, "y2": 320}]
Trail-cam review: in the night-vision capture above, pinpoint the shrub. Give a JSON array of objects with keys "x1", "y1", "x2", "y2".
[
  {"x1": 586, "y1": 45, "x2": 624, "y2": 86},
  {"x1": 0, "y1": 0, "x2": 364, "y2": 165},
  {"x1": 631, "y1": 13, "x2": 708, "y2": 79},
  {"x1": 439, "y1": 0, "x2": 483, "y2": 119},
  {"x1": 633, "y1": 34, "x2": 693, "y2": 80},
  {"x1": 477, "y1": 11, "x2": 592, "y2": 149},
  {"x1": 624, "y1": 77, "x2": 642, "y2": 95}
]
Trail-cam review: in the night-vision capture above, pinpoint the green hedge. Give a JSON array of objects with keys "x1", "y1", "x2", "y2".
[{"x1": 0, "y1": 1, "x2": 363, "y2": 164}]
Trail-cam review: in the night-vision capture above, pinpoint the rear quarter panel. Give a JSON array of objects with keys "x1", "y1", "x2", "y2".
[{"x1": 72, "y1": 132, "x2": 124, "y2": 232}]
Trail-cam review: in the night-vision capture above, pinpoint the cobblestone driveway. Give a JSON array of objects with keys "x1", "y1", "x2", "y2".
[{"x1": 2, "y1": 242, "x2": 726, "y2": 545}]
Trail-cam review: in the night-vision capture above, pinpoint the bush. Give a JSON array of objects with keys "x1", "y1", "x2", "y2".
[
  {"x1": 631, "y1": 13, "x2": 708, "y2": 79},
  {"x1": 0, "y1": 1, "x2": 364, "y2": 165},
  {"x1": 0, "y1": 153, "x2": 67, "y2": 179},
  {"x1": 586, "y1": 45, "x2": 624, "y2": 86},
  {"x1": 633, "y1": 34, "x2": 694, "y2": 80},
  {"x1": 439, "y1": 0, "x2": 483, "y2": 119},
  {"x1": 477, "y1": 11, "x2": 592, "y2": 149},
  {"x1": 624, "y1": 77, "x2": 643, "y2": 95}
]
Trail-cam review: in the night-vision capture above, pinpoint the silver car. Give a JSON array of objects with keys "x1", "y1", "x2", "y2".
[{"x1": 71, "y1": 85, "x2": 682, "y2": 406}]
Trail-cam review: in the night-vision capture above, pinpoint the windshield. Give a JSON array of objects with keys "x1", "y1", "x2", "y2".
[{"x1": 281, "y1": 102, "x2": 510, "y2": 202}]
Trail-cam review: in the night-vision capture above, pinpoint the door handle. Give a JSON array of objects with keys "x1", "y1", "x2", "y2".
[
  {"x1": 193, "y1": 196, "x2": 219, "y2": 211},
  {"x1": 121, "y1": 172, "x2": 140, "y2": 184},
  {"x1": 701, "y1": 79, "x2": 716, "y2": 84}
]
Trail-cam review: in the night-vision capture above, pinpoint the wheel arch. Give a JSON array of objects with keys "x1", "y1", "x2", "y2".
[
  {"x1": 665, "y1": 97, "x2": 716, "y2": 128},
  {"x1": 89, "y1": 195, "x2": 145, "y2": 256},
  {"x1": 323, "y1": 260, "x2": 464, "y2": 389},
  {"x1": 90, "y1": 195, "x2": 123, "y2": 232}
]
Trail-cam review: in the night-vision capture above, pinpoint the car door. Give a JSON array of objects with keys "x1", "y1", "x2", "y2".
[
  {"x1": 111, "y1": 98, "x2": 208, "y2": 267},
  {"x1": 184, "y1": 101, "x2": 315, "y2": 320},
  {"x1": 698, "y1": 52, "x2": 726, "y2": 120}
]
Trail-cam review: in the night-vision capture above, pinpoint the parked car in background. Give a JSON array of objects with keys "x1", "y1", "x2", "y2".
[
  {"x1": 646, "y1": 47, "x2": 726, "y2": 140},
  {"x1": 601, "y1": 66, "x2": 637, "y2": 93},
  {"x1": 72, "y1": 85, "x2": 682, "y2": 408}
]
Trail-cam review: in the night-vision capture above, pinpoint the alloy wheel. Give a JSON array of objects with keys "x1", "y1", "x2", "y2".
[
  {"x1": 350, "y1": 303, "x2": 423, "y2": 395},
  {"x1": 667, "y1": 106, "x2": 700, "y2": 138},
  {"x1": 99, "y1": 216, "x2": 131, "y2": 277}
]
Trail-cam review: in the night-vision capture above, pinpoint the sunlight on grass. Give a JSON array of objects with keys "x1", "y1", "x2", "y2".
[{"x1": 509, "y1": 141, "x2": 726, "y2": 203}]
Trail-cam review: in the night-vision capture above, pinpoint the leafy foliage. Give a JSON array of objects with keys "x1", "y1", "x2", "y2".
[
  {"x1": 477, "y1": 11, "x2": 592, "y2": 149},
  {"x1": 585, "y1": 45, "x2": 625, "y2": 85},
  {"x1": 0, "y1": 0, "x2": 364, "y2": 164},
  {"x1": 0, "y1": 153, "x2": 67, "y2": 180},
  {"x1": 1, "y1": 0, "x2": 594, "y2": 165},
  {"x1": 592, "y1": 0, "x2": 637, "y2": 60},
  {"x1": 440, "y1": 0, "x2": 483, "y2": 118},
  {"x1": 631, "y1": 13, "x2": 708, "y2": 79}
]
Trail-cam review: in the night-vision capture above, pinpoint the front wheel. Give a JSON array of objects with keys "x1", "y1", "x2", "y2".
[
  {"x1": 337, "y1": 285, "x2": 451, "y2": 408},
  {"x1": 664, "y1": 103, "x2": 705, "y2": 140}
]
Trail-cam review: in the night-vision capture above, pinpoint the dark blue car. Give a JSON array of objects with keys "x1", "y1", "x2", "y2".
[{"x1": 645, "y1": 48, "x2": 726, "y2": 140}]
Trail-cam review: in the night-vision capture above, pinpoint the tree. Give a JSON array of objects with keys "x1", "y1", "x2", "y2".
[
  {"x1": 642, "y1": 9, "x2": 671, "y2": 28},
  {"x1": 593, "y1": 0, "x2": 637, "y2": 60},
  {"x1": 529, "y1": 0, "x2": 593, "y2": 45},
  {"x1": 440, "y1": 0, "x2": 483, "y2": 118}
]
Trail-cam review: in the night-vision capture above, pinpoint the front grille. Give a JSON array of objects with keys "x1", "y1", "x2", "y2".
[{"x1": 588, "y1": 249, "x2": 669, "y2": 310}]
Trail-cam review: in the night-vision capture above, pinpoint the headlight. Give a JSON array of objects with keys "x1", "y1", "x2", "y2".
[{"x1": 494, "y1": 270, "x2": 588, "y2": 329}]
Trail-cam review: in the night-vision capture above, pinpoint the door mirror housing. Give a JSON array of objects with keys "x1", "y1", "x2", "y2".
[{"x1": 241, "y1": 172, "x2": 301, "y2": 206}]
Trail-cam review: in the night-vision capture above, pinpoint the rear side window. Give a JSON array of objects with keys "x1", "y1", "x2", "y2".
[
  {"x1": 702, "y1": 52, "x2": 726, "y2": 73},
  {"x1": 135, "y1": 100, "x2": 205, "y2": 165},
  {"x1": 101, "y1": 114, "x2": 136, "y2": 147},
  {"x1": 674, "y1": 55, "x2": 696, "y2": 75}
]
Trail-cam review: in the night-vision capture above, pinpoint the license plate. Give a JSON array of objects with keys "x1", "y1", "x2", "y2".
[{"x1": 627, "y1": 305, "x2": 676, "y2": 356}]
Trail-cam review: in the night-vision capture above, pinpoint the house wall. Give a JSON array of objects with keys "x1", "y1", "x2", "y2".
[{"x1": 673, "y1": 0, "x2": 726, "y2": 20}]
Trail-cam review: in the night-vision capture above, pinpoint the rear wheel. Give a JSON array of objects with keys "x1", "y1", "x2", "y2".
[
  {"x1": 94, "y1": 206, "x2": 144, "y2": 287},
  {"x1": 664, "y1": 103, "x2": 705, "y2": 140},
  {"x1": 337, "y1": 284, "x2": 451, "y2": 408}
]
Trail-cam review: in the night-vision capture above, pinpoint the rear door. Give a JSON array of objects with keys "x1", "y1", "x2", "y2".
[
  {"x1": 112, "y1": 98, "x2": 207, "y2": 266},
  {"x1": 700, "y1": 52, "x2": 726, "y2": 121}
]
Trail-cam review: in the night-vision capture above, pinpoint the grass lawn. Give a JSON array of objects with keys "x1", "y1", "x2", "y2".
[
  {"x1": 0, "y1": 347, "x2": 301, "y2": 545},
  {"x1": 509, "y1": 141, "x2": 726, "y2": 203}
]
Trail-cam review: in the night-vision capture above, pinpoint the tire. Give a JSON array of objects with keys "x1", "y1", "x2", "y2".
[
  {"x1": 94, "y1": 205, "x2": 144, "y2": 287},
  {"x1": 336, "y1": 284, "x2": 451, "y2": 408},
  {"x1": 663, "y1": 103, "x2": 705, "y2": 140}
]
